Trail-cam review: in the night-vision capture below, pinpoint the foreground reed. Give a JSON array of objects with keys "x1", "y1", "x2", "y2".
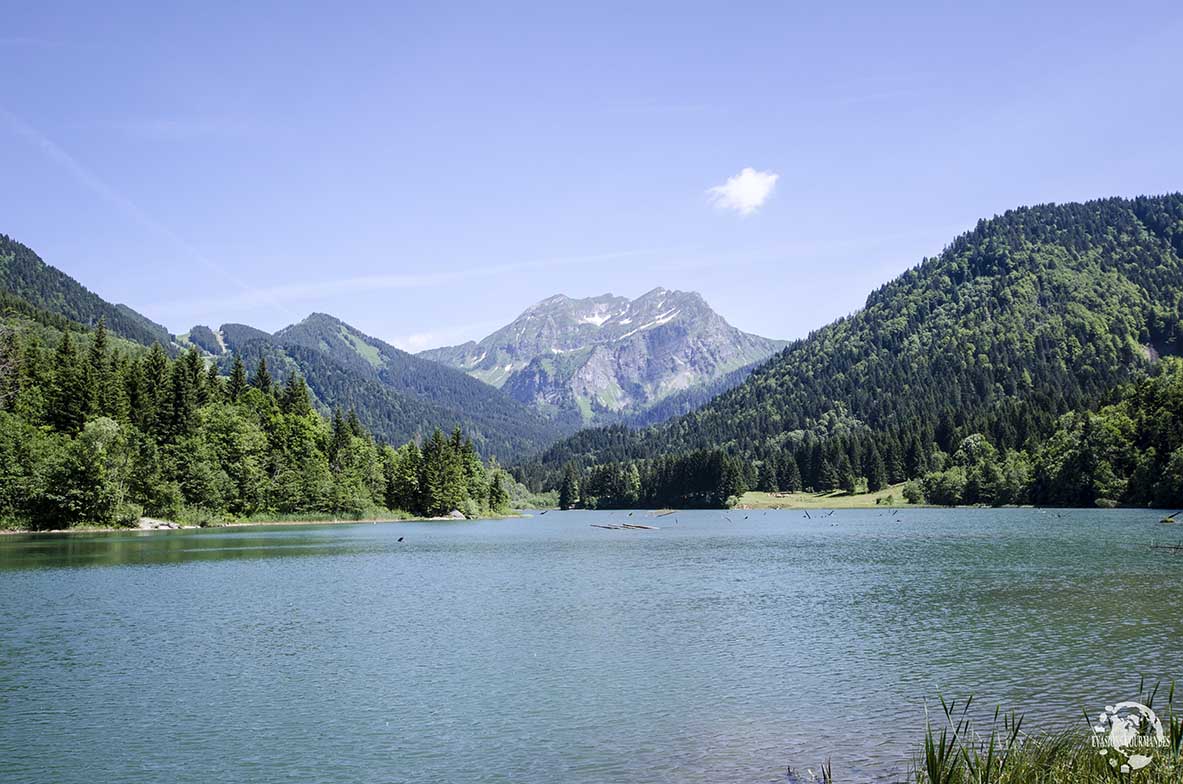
[
  {"x1": 913, "y1": 683, "x2": 1182, "y2": 784},
  {"x1": 791, "y1": 682, "x2": 1183, "y2": 783}
]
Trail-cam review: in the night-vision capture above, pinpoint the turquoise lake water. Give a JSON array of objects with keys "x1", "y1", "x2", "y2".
[{"x1": 1, "y1": 508, "x2": 1181, "y2": 783}]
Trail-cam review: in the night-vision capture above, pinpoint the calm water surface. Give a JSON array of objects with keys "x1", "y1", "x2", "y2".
[{"x1": 1, "y1": 509, "x2": 1180, "y2": 783}]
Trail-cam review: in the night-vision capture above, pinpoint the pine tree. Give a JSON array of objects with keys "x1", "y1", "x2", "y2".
[
  {"x1": 756, "y1": 459, "x2": 779, "y2": 492},
  {"x1": 329, "y1": 408, "x2": 351, "y2": 470},
  {"x1": 0, "y1": 326, "x2": 19, "y2": 411},
  {"x1": 86, "y1": 316, "x2": 111, "y2": 416},
  {"x1": 251, "y1": 357, "x2": 273, "y2": 395},
  {"x1": 837, "y1": 454, "x2": 857, "y2": 494},
  {"x1": 227, "y1": 354, "x2": 248, "y2": 402},
  {"x1": 347, "y1": 408, "x2": 364, "y2": 438},
  {"x1": 816, "y1": 456, "x2": 839, "y2": 491},
  {"x1": 163, "y1": 358, "x2": 197, "y2": 443},
  {"x1": 779, "y1": 453, "x2": 802, "y2": 491},
  {"x1": 421, "y1": 428, "x2": 466, "y2": 516},
  {"x1": 48, "y1": 332, "x2": 88, "y2": 433},
  {"x1": 140, "y1": 343, "x2": 170, "y2": 441},
  {"x1": 559, "y1": 463, "x2": 580, "y2": 509},
  {"x1": 282, "y1": 374, "x2": 312, "y2": 416},
  {"x1": 205, "y1": 362, "x2": 223, "y2": 402},
  {"x1": 384, "y1": 442, "x2": 422, "y2": 513},
  {"x1": 487, "y1": 457, "x2": 510, "y2": 512},
  {"x1": 863, "y1": 444, "x2": 887, "y2": 492}
]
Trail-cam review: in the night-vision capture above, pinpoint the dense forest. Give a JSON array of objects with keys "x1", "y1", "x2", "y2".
[
  {"x1": 556, "y1": 358, "x2": 1183, "y2": 510},
  {"x1": 0, "y1": 316, "x2": 521, "y2": 530},
  {"x1": 523, "y1": 194, "x2": 1183, "y2": 509},
  {"x1": 1, "y1": 234, "x2": 559, "y2": 461}
]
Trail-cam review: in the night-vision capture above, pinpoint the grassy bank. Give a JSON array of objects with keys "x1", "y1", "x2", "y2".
[
  {"x1": 794, "y1": 688, "x2": 1183, "y2": 783},
  {"x1": 738, "y1": 484, "x2": 916, "y2": 509},
  {"x1": 1, "y1": 509, "x2": 537, "y2": 535},
  {"x1": 909, "y1": 691, "x2": 1181, "y2": 784}
]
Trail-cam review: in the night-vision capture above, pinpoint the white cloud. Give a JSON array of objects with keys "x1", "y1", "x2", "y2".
[{"x1": 707, "y1": 167, "x2": 779, "y2": 216}]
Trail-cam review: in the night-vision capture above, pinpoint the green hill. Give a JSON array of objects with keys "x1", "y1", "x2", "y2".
[
  {"x1": 0, "y1": 235, "x2": 172, "y2": 346},
  {"x1": 523, "y1": 194, "x2": 1183, "y2": 502}
]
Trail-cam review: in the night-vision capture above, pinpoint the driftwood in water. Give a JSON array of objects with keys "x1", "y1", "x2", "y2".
[
  {"x1": 590, "y1": 524, "x2": 623, "y2": 530},
  {"x1": 620, "y1": 523, "x2": 658, "y2": 530},
  {"x1": 1150, "y1": 542, "x2": 1183, "y2": 553}
]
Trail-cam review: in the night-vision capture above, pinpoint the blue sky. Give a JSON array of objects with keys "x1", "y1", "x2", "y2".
[{"x1": 3, "y1": 1, "x2": 1181, "y2": 351}]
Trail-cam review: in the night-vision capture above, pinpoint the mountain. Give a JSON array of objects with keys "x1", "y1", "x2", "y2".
[
  {"x1": 0, "y1": 233, "x2": 558, "y2": 460},
  {"x1": 0, "y1": 234, "x2": 172, "y2": 346},
  {"x1": 526, "y1": 194, "x2": 1183, "y2": 483},
  {"x1": 177, "y1": 314, "x2": 560, "y2": 459},
  {"x1": 420, "y1": 288, "x2": 785, "y2": 429}
]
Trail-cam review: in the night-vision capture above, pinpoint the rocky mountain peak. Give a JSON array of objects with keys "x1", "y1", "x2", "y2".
[{"x1": 419, "y1": 288, "x2": 785, "y2": 429}]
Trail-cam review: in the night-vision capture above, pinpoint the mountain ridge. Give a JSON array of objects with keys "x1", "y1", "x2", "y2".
[
  {"x1": 180, "y1": 312, "x2": 562, "y2": 459},
  {"x1": 420, "y1": 287, "x2": 785, "y2": 429}
]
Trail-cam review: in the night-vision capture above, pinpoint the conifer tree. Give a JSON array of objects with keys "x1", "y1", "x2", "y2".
[
  {"x1": 48, "y1": 332, "x2": 88, "y2": 433},
  {"x1": 205, "y1": 362, "x2": 223, "y2": 402},
  {"x1": 0, "y1": 326, "x2": 19, "y2": 411},
  {"x1": 86, "y1": 317, "x2": 111, "y2": 415},
  {"x1": 141, "y1": 343, "x2": 169, "y2": 438},
  {"x1": 816, "y1": 456, "x2": 839, "y2": 491},
  {"x1": 251, "y1": 357, "x2": 273, "y2": 395},
  {"x1": 347, "y1": 408, "x2": 364, "y2": 438},
  {"x1": 863, "y1": 444, "x2": 887, "y2": 492},
  {"x1": 162, "y1": 358, "x2": 197, "y2": 443},
  {"x1": 559, "y1": 463, "x2": 580, "y2": 510},
  {"x1": 282, "y1": 374, "x2": 312, "y2": 416},
  {"x1": 227, "y1": 354, "x2": 248, "y2": 402},
  {"x1": 329, "y1": 408, "x2": 351, "y2": 470},
  {"x1": 487, "y1": 457, "x2": 510, "y2": 512}
]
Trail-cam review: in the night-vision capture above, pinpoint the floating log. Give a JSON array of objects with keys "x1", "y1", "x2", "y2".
[
  {"x1": 1150, "y1": 542, "x2": 1183, "y2": 553},
  {"x1": 620, "y1": 523, "x2": 658, "y2": 530},
  {"x1": 590, "y1": 524, "x2": 622, "y2": 530}
]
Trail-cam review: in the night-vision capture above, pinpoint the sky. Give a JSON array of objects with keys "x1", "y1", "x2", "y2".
[{"x1": 2, "y1": 1, "x2": 1182, "y2": 351}]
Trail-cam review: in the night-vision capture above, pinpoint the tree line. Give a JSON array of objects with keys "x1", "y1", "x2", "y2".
[
  {"x1": 558, "y1": 449, "x2": 746, "y2": 510},
  {"x1": 546, "y1": 358, "x2": 1183, "y2": 510},
  {"x1": 0, "y1": 319, "x2": 514, "y2": 529}
]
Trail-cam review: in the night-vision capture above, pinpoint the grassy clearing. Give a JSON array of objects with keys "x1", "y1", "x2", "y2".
[{"x1": 738, "y1": 483, "x2": 917, "y2": 509}]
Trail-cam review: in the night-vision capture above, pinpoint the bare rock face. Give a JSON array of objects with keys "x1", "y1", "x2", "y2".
[{"x1": 420, "y1": 288, "x2": 785, "y2": 429}]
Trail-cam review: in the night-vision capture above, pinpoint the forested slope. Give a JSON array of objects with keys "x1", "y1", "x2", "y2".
[
  {"x1": 0, "y1": 235, "x2": 172, "y2": 346},
  {"x1": 524, "y1": 194, "x2": 1183, "y2": 503},
  {"x1": 0, "y1": 233, "x2": 559, "y2": 461}
]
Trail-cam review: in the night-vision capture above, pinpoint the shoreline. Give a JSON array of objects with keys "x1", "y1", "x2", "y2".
[{"x1": 0, "y1": 512, "x2": 537, "y2": 536}]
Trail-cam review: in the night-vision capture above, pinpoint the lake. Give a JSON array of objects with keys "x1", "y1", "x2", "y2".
[{"x1": 1, "y1": 508, "x2": 1180, "y2": 783}]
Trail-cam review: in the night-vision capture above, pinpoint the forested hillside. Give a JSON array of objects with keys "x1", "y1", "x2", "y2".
[
  {"x1": 0, "y1": 233, "x2": 559, "y2": 460},
  {"x1": 0, "y1": 235, "x2": 172, "y2": 346},
  {"x1": 522, "y1": 194, "x2": 1183, "y2": 508},
  {"x1": 0, "y1": 316, "x2": 519, "y2": 530}
]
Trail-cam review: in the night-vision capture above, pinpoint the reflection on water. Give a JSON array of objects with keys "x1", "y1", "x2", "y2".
[{"x1": 0, "y1": 508, "x2": 1179, "y2": 783}]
